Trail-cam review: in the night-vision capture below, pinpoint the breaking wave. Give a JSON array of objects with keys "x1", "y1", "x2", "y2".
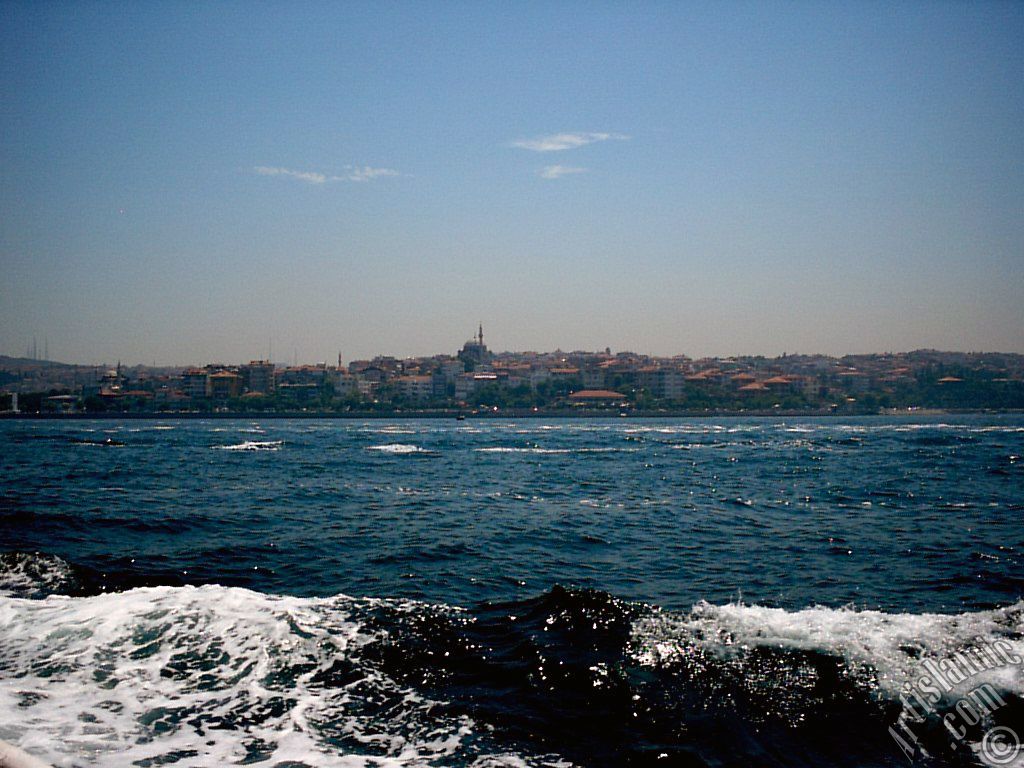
[
  {"x1": 1, "y1": 554, "x2": 1022, "y2": 767},
  {"x1": 366, "y1": 444, "x2": 435, "y2": 455},
  {"x1": 474, "y1": 447, "x2": 627, "y2": 454},
  {"x1": 214, "y1": 440, "x2": 284, "y2": 451}
]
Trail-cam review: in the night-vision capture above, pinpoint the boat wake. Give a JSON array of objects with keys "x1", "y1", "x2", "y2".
[{"x1": 1, "y1": 553, "x2": 1021, "y2": 767}]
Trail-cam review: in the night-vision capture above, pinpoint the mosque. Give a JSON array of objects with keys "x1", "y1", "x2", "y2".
[{"x1": 457, "y1": 323, "x2": 491, "y2": 370}]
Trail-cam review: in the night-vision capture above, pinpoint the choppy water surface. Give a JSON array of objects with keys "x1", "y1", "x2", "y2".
[{"x1": 1, "y1": 416, "x2": 1022, "y2": 767}]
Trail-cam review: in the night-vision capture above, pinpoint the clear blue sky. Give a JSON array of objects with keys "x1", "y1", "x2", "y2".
[{"x1": 2, "y1": 1, "x2": 1022, "y2": 365}]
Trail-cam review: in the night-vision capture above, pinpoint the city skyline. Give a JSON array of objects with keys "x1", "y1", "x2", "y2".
[
  {"x1": 2, "y1": 2, "x2": 1022, "y2": 366},
  {"x1": 4, "y1": 328, "x2": 1024, "y2": 372},
  {"x1": 6, "y1": 340, "x2": 1021, "y2": 415}
]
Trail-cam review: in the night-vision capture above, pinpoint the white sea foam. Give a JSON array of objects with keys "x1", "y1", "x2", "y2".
[
  {"x1": 0, "y1": 554, "x2": 76, "y2": 599},
  {"x1": 0, "y1": 586, "x2": 551, "y2": 768},
  {"x1": 468, "y1": 756, "x2": 573, "y2": 768},
  {"x1": 623, "y1": 425, "x2": 731, "y2": 435},
  {"x1": 512, "y1": 425, "x2": 615, "y2": 434},
  {"x1": 475, "y1": 447, "x2": 626, "y2": 455},
  {"x1": 476, "y1": 447, "x2": 571, "y2": 454},
  {"x1": 214, "y1": 440, "x2": 283, "y2": 451},
  {"x1": 670, "y1": 441, "x2": 738, "y2": 449},
  {"x1": 631, "y1": 598, "x2": 1024, "y2": 762},
  {"x1": 360, "y1": 426, "x2": 417, "y2": 435},
  {"x1": 632, "y1": 600, "x2": 1024, "y2": 700},
  {"x1": 366, "y1": 443, "x2": 430, "y2": 454}
]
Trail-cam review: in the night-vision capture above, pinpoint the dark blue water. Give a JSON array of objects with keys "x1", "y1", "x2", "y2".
[{"x1": 1, "y1": 417, "x2": 1022, "y2": 767}]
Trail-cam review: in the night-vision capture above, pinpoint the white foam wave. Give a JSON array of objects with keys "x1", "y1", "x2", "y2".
[
  {"x1": 475, "y1": 447, "x2": 626, "y2": 454},
  {"x1": 670, "y1": 441, "x2": 738, "y2": 449},
  {"x1": 468, "y1": 757, "x2": 573, "y2": 768},
  {"x1": 623, "y1": 425, "x2": 731, "y2": 435},
  {"x1": 0, "y1": 554, "x2": 76, "y2": 599},
  {"x1": 366, "y1": 443, "x2": 430, "y2": 454},
  {"x1": 476, "y1": 447, "x2": 571, "y2": 454},
  {"x1": 632, "y1": 600, "x2": 1024, "y2": 700},
  {"x1": 0, "y1": 586, "x2": 551, "y2": 768},
  {"x1": 214, "y1": 440, "x2": 283, "y2": 451}
]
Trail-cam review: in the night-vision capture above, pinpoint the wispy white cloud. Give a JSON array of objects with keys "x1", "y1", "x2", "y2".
[
  {"x1": 540, "y1": 165, "x2": 587, "y2": 180},
  {"x1": 511, "y1": 132, "x2": 629, "y2": 152},
  {"x1": 254, "y1": 166, "x2": 327, "y2": 184},
  {"x1": 342, "y1": 166, "x2": 401, "y2": 183},
  {"x1": 254, "y1": 165, "x2": 401, "y2": 184}
]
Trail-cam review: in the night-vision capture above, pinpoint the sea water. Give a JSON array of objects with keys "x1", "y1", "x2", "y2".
[{"x1": 1, "y1": 416, "x2": 1022, "y2": 766}]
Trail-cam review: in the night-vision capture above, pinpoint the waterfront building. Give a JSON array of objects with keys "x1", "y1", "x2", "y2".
[
  {"x1": 182, "y1": 369, "x2": 210, "y2": 399},
  {"x1": 334, "y1": 368, "x2": 358, "y2": 395},
  {"x1": 241, "y1": 360, "x2": 275, "y2": 395},
  {"x1": 395, "y1": 375, "x2": 434, "y2": 402},
  {"x1": 209, "y1": 371, "x2": 242, "y2": 400}
]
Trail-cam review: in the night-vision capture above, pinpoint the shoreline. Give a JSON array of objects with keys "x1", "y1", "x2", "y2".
[{"x1": 2, "y1": 408, "x2": 1021, "y2": 420}]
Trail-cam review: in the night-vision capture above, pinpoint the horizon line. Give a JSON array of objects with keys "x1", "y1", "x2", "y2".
[{"x1": 3, "y1": 346, "x2": 1022, "y2": 371}]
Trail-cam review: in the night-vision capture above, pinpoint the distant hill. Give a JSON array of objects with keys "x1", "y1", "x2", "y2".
[
  {"x1": 0, "y1": 355, "x2": 79, "y2": 370},
  {"x1": 0, "y1": 356, "x2": 184, "y2": 375}
]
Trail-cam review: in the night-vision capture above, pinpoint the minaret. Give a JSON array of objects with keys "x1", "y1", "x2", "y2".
[{"x1": 478, "y1": 322, "x2": 484, "y2": 347}]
